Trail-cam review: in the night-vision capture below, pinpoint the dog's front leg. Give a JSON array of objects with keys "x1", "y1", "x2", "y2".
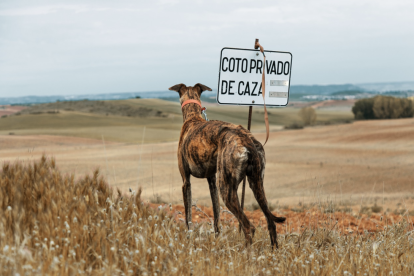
[
  {"x1": 182, "y1": 177, "x2": 192, "y2": 229},
  {"x1": 207, "y1": 175, "x2": 220, "y2": 235}
]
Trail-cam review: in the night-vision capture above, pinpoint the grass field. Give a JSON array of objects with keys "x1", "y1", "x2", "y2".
[
  {"x1": 0, "y1": 99, "x2": 413, "y2": 210},
  {"x1": 1, "y1": 99, "x2": 414, "y2": 275},
  {"x1": 0, "y1": 157, "x2": 413, "y2": 275},
  {"x1": 0, "y1": 99, "x2": 353, "y2": 143}
]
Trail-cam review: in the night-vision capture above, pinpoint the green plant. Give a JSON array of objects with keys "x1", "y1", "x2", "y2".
[{"x1": 352, "y1": 97, "x2": 376, "y2": 119}]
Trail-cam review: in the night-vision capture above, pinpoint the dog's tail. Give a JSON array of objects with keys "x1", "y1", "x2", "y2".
[{"x1": 271, "y1": 213, "x2": 286, "y2": 223}]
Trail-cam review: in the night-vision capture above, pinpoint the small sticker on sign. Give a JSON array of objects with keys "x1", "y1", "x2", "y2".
[
  {"x1": 270, "y1": 80, "x2": 289, "y2": 86},
  {"x1": 269, "y1": 92, "x2": 288, "y2": 98}
]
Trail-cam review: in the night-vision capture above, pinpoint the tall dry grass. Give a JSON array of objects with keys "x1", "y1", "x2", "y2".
[{"x1": 1, "y1": 156, "x2": 413, "y2": 275}]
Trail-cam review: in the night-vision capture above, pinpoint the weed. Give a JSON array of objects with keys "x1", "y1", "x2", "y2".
[
  {"x1": 150, "y1": 193, "x2": 165, "y2": 204},
  {"x1": 284, "y1": 122, "x2": 304, "y2": 129},
  {"x1": 291, "y1": 207, "x2": 304, "y2": 213},
  {"x1": 371, "y1": 203, "x2": 383, "y2": 213},
  {"x1": 393, "y1": 208, "x2": 407, "y2": 215},
  {"x1": 299, "y1": 107, "x2": 317, "y2": 125},
  {"x1": 340, "y1": 207, "x2": 353, "y2": 213}
]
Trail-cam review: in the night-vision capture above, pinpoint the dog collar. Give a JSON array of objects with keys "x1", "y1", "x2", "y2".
[{"x1": 181, "y1": 99, "x2": 202, "y2": 109}]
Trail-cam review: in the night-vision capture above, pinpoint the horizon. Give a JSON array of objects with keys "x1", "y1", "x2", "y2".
[{"x1": 2, "y1": 80, "x2": 414, "y2": 99}]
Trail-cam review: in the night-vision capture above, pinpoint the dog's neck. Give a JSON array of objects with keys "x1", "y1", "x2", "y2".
[{"x1": 181, "y1": 101, "x2": 203, "y2": 122}]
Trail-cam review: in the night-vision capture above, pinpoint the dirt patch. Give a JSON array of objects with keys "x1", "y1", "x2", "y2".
[
  {"x1": 287, "y1": 100, "x2": 356, "y2": 111},
  {"x1": 310, "y1": 99, "x2": 356, "y2": 110},
  {"x1": 0, "y1": 105, "x2": 27, "y2": 117},
  {"x1": 0, "y1": 134, "x2": 116, "y2": 150},
  {"x1": 147, "y1": 203, "x2": 414, "y2": 235}
]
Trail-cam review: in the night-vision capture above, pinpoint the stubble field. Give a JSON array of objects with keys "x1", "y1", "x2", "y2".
[{"x1": 0, "y1": 99, "x2": 413, "y2": 275}]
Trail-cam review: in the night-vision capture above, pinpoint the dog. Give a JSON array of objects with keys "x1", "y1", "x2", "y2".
[{"x1": 169, "y1": 83, "x2": 286, "y2": 248}]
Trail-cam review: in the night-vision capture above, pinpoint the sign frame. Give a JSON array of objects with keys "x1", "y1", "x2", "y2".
[{"x1": 217, "y1": 47, "x2": 293, "y2": 107}]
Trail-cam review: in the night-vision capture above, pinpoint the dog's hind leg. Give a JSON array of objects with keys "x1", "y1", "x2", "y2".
[
  {"x1": 207, "y1": 175, "x2": 220, "y2": 235},
  {"x1": 247, "y1": 174, "x2": 286, "y2": 249},
  {"x1": 218, "y1": 176, "x2": 254, "y2": 244},
  {"x1": 245, "y1": 137, "x2": 286, "y2": 249},
  {"x1": 217, "y1": 142, "x2": 255, "y2": 244}
]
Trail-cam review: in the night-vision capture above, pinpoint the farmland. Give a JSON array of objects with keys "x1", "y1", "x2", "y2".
[
  {"x1": 0, "y1": 99, "x2": 413, "y2": 275},
  {"x1": 0, "y1": 99, "x2": 412, "y2": 210}
]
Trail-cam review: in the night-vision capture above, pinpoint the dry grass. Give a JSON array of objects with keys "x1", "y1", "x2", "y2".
[{"x1": 1, "y1": 156, "x2": 414, "y2": 275}]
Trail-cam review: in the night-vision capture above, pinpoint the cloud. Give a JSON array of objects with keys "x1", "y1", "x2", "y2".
[{"x1": 0, "y1": 0, "x2": 413, "y2": 96}]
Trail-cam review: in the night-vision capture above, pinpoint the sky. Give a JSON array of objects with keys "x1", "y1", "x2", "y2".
[{"x1": 1, "y1": 0, "x2": 414, "y2": 97}]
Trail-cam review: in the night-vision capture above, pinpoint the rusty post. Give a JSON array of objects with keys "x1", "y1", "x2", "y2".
[
  {"x1": 239, "y1": 39, "x2": 258, "y2": 232},
  {"x1": 239, "y1": 107, "x2": 252, "y2": 211}
]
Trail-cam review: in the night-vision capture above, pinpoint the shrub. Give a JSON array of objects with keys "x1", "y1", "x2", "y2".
[
  {"x1": 284, "y1": 122, "x2": 304, "y2": 129},
  {"x1": 299, "y1": 107, "x2": 317, "y2": 126},
  {"x1": 150, "y1": 193, "x2": 165, "y2": 204},
  {"x1": 371, "y1": 204, "x2": 383, "y2": 213},
  {"x1": 353, "y1": 96, "x2": 414, "y2": 120},
  {"x1": 352, "y1": 97, "x2": 376, "y2": 119},
  {"x1": 373, "y1": 96, "x2": 414, "y2": 119}
]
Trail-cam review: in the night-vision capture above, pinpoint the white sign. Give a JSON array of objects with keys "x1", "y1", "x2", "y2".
[{"x1": 217, "y1": 47, "x2": 292, "y2": 106}]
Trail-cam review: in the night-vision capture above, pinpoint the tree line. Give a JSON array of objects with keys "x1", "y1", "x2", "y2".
[{"x1": 352, "y1": 95, "x2": 414, "y2": 120}]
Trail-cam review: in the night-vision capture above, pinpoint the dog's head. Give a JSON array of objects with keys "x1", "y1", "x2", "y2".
[{"x1": 169, "y1": 83, "x2": 212, "y2": 104}]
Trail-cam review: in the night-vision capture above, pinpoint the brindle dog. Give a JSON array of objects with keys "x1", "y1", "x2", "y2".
[{"x1": 169, "y1": 83, "x2": 286, "y2": 248}]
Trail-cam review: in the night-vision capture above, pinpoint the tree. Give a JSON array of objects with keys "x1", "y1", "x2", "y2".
[
  {"x1": 352, "y1": 97, "x2": 376, "y2": 119},
  {"x1": 353, "y1": 95, "x2": 414, "y2": 120},
  {"x1": 299, "y1": 107, "x2": 317, "y2": 126}
]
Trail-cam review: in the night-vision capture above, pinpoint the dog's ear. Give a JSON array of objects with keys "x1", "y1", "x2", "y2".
[
  {"x1": 169, "y1": 84, "x2": 186, "y2": 93},
  {"x1": 194, "y1": 83, "x2": 212, "y2": 93}
]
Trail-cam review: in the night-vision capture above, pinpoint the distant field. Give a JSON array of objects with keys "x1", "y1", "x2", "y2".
[
  {"x1": 2, "y1": 99, "x2": 413, "y2": 210},
  {"x1": 0, "y1": 98, "x2": 353, "y2": 143},
  {"x1": 1, "y1": 102, "x2": 413, "y2": 214},
  {"x1": 2, "y1": 98, "x2": 413, "y2": 212}
]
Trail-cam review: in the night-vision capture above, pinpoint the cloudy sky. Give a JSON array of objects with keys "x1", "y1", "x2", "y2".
[{"x1": 1, "y1": 0, "x2": 413, "y2": 97}]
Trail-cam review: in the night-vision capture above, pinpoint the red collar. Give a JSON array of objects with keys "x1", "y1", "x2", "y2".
[{"x1": 181, "y1": 99, "x2": 202, "y2": 109}]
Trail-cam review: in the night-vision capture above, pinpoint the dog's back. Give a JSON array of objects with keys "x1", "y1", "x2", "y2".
[{"x1": 178, "y1": 117, "x2": 264, "y2": 182}]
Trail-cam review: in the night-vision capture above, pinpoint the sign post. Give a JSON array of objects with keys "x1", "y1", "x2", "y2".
[{"x1": 217, "y1": 39, "x2": 292, "y2": 231}]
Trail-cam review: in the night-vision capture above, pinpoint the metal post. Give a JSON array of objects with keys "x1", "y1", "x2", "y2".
[
  {"x1": 239, "y1": 106, "x2": 252, "y2": 226},
  {"x1": 239, "y1": 39, "x2": 259, "y2": 232}
]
